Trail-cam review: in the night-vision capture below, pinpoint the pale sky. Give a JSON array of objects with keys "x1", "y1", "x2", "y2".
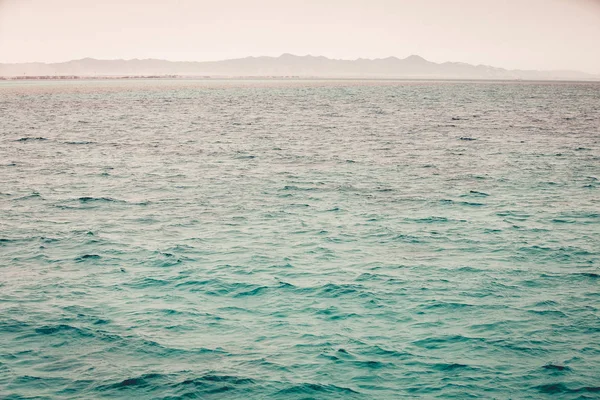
[{"x1": 1, "y1": 0, "x2": 599, "y2": 73}]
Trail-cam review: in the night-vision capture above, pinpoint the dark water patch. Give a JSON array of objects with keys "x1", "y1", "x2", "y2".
[
  {"x1": 369, "y1": 345, "x2": 411, "y2": 359},
  {"x1": 313, "y1": 283, "x2": 365, "y2": 298},
  {"x1": 16, "y1": 137, "x2": 48, "y2": 142},
  {"x1": 496, "y1": 210, "x2": 530, "y2": 218},
  {"x1": 126, "y1": 277, "x2": 172, "y2": 289},
  {"x1": 389, "y1": 234, "x2": 421, "y2": 243},
  {"x1": 174, "y1": 279, "x2": 290, "y2": 298},
  {"x1": 125, "y1": 338, "x2": 227, "y2": 358},
  {"x1": 154, "y1": 374, "x2": 260, "y2": 397},
  {"x1": 519, "y1": 246, "x2": 595, "y2": 262},
  {"x1": 454, "y1": 266, "x2": 486, "y2": 273},
  {"x1": 9, "y1": 375, "x2": 45, "y2": 386},
  {"x1": 162, "y1": 244, "x2": 197, "y2": 254},
  {"x1": 319, "y1": 352, "x2": 341, "y2": 362},
  {"x1": 355, "y1": 272, "x2": 383, "y2": 282},
  {"x1": 233, "y1": 285, "x2": 270, "y2": 297},
  {"x1": 527, "y1": 308, "x2": 568, "y2": 317},
  {"x1": 465, "y1": 190, "x2": 489, "y2": 197},
  {"x1": 75, "y1": 254, "x2": 101, "y2": 262},
  {"x1": 0, "y1": 318, "x2": 33, "y2": 333},
  {"x1": 34, "y1": 324, "x2": 92, "y2": 337},
  {"x1": 289, "y1": 203, "x2": 310, "y2": 208},
  {"x1": 71, "y1": 196, "x2": 150, "y2": 207},
  {"x1": 551, "y1": 214, "x2": 600, "y2": 224},
  {"x1": 14, "y1": 192, "x2": 43, "y2": 201},
  {"x1": 277, "y1": 281, "x2": 296, "y2": 290},
  {"x1": 536, "y1": 383, "x2": 600, "y2": 395},
  {"x1": 64, "y1": 141, "x2": 95, "y2": 145},
  {"x1": 422, "y1": 301, "x2": 474, "y2": 310},
  {"x1": 412, "y1": 335, "x2": 479, "y2": 349},
  {"x1": 272, "y1": 262, "x2": 295, "y2": 269},
  {"x1": 78, "y1": 196, "x2": 124, "y2": 203},
  {"x1": 148, "y1": 251, "x2": 185, "y2": 268},
  {"x1": 174, "y1": 279, "x2": 213, "y2": 289},
  {"x1": 412, "y1": 216, "x2": 449, "y2": 223},
  {"x1": 518, "y1": 245, "x2": 552, "y2": 254},
  {"x1": 489, "y1": 336, "x2": 555, "y2": 356},
  {"x1": 105, "y1": 373, "x2": 167, "y2": 390},
  {"x1": 336, "y1": 348, "x2": 352, "y2": 355},
  {"x1": 572, "y1": 272, "x2": 600, "y2": 279},
  {"x1": 432, "y1": 362, "x2": 475, "y2": 372},
  {"x1": 440, "y1": 199, "x2": 485, "y2": 207},
  {"x1": 282, "y1": 185, "x2": 316, "y2": 191},
  {"x1": 543, "y1": 364, "x2": 571, "y2": 372},
  {"x1": 183, "y1": 375, "x2": 255, "y2": 385},
  {"x1": 533, "y1": 300, "x2": 560, "y2": 307},
  {"x1": 315, "y1": 307, "x2": 360, "y2": 321},
  {"x1": 552, "y1": 218, "x2": 577, "y2": 224},
  {"x1": 351, "y1": 360, "x2": 392, "y2": 369}
]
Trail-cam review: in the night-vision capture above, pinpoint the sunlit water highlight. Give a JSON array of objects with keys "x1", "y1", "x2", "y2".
[{"x1": 1, "y1": 79, "x2": 599, "y2": 399}]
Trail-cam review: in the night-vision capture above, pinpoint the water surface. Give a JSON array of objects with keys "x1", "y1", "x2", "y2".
[{"x1": 1, "y1": 79, "x2": 599, "y2": 399}]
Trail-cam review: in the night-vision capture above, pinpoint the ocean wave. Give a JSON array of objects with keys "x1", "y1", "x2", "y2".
[
  {"x1": 276, "y1": 382, "x2": 361, "y2": 396},
  {"x1": 536, "y1": 383, "x2": 600, "y2": 395}
]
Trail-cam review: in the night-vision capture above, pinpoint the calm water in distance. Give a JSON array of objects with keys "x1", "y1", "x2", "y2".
[{"x1": 1, "y1": 79, "x2": 599, "y2": 399}]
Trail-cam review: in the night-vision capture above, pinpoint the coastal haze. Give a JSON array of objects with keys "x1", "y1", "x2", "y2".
[
  {"x1": 1, "y1": 0, "x2": 600, "y2": 75},
  {"x1": 1, "y1": 54, "x2": 598, "y2": 80}
]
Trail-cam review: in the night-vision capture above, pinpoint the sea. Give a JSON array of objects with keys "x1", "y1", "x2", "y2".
[{"x1": 1, "y1": 79, "x2": 599, "y2": 399}]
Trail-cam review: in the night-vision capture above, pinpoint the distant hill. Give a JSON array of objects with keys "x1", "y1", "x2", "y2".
[{"x1": 0, "y1": 54, "x2": 597, "y2": 80}]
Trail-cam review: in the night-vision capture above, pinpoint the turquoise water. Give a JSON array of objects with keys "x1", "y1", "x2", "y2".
[{"x1": 1, "y1": 79, "x2": 599, "y2": 399}]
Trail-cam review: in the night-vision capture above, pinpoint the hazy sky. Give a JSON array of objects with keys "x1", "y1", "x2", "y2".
[{"x1": 1, "y1": 0, "x2": 599, "y2": 73}]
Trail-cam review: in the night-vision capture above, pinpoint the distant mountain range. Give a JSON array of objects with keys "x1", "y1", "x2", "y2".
[{"x1": 1, "y1": 54, "x2": 597, "y2": 80}]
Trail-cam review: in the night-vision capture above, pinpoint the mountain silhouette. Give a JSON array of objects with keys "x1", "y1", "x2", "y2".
[{"x1": 0, "y1": 54, "x2": 596, "y2": 80}]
